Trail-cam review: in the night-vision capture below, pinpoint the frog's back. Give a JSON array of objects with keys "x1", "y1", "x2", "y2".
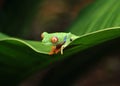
[{"x1": 52, "y1": 32, "x2": 67, "y2": 37}]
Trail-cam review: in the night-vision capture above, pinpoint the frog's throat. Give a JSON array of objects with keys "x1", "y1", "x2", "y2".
[{"x1": 56, "y1": 41, "x2": 65, "y2": 49}]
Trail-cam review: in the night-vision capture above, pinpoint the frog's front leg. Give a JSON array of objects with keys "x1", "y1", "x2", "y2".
[
  {"x1": 49, "y1": 46, "x2": 56, "y2": 55},
  {"x1": 54, "y1": 44, "x2": 62, "y2": 54},
  {"x1": 49, "y1": 44, "x2": 63, "y2": 55},
  {"x1": 61, "y1": 45, "x2": 65, "y2": 54},
  {"x1": 61, "y1": 44, "x2": 68, "y2": 54}
]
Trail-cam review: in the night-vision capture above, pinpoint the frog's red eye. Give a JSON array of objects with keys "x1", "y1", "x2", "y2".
[
  {"x1": 41, "y1": 33, "x2": 44, "y2": 39},
  {"x1": 51, "y1": 36, "x2": 58, "y2": 43}
]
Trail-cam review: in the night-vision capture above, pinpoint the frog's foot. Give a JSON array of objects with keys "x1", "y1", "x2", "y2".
[{"x1": 49, "y1": 46, "x2": 56, "y2": 55}]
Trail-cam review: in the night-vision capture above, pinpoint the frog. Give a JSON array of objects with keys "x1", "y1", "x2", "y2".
[{"x1": 41, "y1": 32, "x2": 79, "y2": 55}]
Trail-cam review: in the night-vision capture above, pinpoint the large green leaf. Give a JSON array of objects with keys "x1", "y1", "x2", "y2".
[{"x1": 1, "y1": 0, "x2": 120, "y2": 86}]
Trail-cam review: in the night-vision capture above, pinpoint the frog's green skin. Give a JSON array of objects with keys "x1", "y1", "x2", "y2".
[{"x1": 42, "y1": 32, "x2": 79, "y2": 54}]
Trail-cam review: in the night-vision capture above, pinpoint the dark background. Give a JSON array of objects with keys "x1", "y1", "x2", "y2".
[{"x1": 0, "y1": 0, "x2": 120, "y2": 86}]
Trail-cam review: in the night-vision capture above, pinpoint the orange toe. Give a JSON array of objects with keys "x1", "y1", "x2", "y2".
[{"x1": 49, "y1": 51, "x2": 54, "y2": 55}]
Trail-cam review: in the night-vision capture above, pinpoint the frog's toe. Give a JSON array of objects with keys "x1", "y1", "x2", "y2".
[{"x1": 49, "y1": 51, "x2": 54, "y2": 55}]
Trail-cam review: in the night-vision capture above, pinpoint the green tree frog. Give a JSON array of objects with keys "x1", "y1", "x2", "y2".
[{"x1": 41, "y1": 32, "x2": 79, "y2": 55}]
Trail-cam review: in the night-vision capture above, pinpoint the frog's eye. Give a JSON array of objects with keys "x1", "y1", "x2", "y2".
[
  {"x1": 51, "y1": 36, "x2": 58, "y2": 43},
  {"x1": 41, "y1": 33, "x2": 44, "y2": 39}
]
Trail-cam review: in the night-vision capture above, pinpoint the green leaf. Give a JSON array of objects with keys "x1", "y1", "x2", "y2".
[
  {"x1": 66, "y1": 0, "x2": 120, "y2": 54},
  {"x1": 0, "y1": 33, "x2": 69, "y2": 86},
  {"x1": 69, "y1": 0, "x2": 120, "y2": 34},
  {"x1": 67, "y1": 27, "x2": 120, "y2": 55},
  {"x1": 0, "y1": 34, "x2": 49, "y2": 85},
  {"x1": 1, "y1": 0, "x2": 120, "y2": 86}
]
